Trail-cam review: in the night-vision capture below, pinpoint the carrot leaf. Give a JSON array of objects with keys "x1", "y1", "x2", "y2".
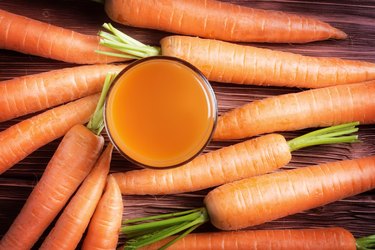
[
  {"x1": 287, "y1": 122, "x2": 360, "y2": 152},
  {"x1": 87, "y1": 73, "x2": 117, "y2": 135},
  {"x1": 356, "y1": 234, "x2": 375, "y2": 250},
  {"x1": 122, "y1": 207, "x2": 209, "y2": 250},
  {"x1": 96, "y1": 23, "x2": 160, "y2": 59},
  {"x1": 123, "y1": 208, "x2": 203, "y2": 224}
]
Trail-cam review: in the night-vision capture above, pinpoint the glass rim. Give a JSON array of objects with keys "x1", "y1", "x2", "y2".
[{"x1": 104, "y1": 55, "x2": 218, "y2": 169}]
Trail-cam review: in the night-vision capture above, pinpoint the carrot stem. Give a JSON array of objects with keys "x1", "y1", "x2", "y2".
[
  {"x1": 96, "y1": 23, "x2": 160, "y2": 59},
  {"x1": 356, "y1": 234, "x2": 375, "y2": 250},
  {"x1": 87, "y1": 73, "x2": 117, "y2": 135},
  {"x1": 122, "y1": 212, "x2": 201, "y2": 234},
  {"x1": 125, "y1": 221, "x2": 188, "y2": 249},
  {"x1": 122, "y1": 208, "x2": 209, "y2": 249},
  {"x1": 124, "y1": 208, "x2": 203, "y2": 224},
  {"x1": 287, "y1": 122, "x2": 360, "y2": 152},
  {"x1": 123, "y1": 209, "x2": 205, "y2": 238},
  {"x1": 103, "y1": 23, "x2": 143, "y2": 47}
]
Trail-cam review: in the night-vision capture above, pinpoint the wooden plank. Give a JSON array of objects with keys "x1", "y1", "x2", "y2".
[{"x1": 0, "y1": 0, "x2": 374, "y2": 247}]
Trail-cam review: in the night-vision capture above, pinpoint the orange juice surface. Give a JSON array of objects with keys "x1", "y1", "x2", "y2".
[{"x1": 105, "y1": 58, "x2": 216, "y2": 168}]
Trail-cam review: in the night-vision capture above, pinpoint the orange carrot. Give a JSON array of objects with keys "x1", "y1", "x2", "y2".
[
  {"x1": 205, "y1": 155, "x2": 375, "y2": 230},
  {"x1": 160, "y1": 36, "x2": 375, "y2": 88},
  {"x1": 112, "y1": 122, "x2": 358, "y2": 195},
  {"x1": 82, "y1": 174, "x2": 123, "y2": 250},
  {"x1": 40, "y1": 144, "x2": 113, "y2": 250},
  {"x1": 140, "y1": 228, "x2": 356, "y2": 250},
  {"x1": 1, "y1": 73, "x2": 116, "y2": 250},
  {"x1": 113, "y1": 134, "x2": 290, "y2": 195},
  {"x1": 0, "y1": 10, "x2": 158, "y2": 63},
  {"x1": 214, "y1": 82, "x2": 375, "y2": 140},
  {"x1": 0, "y1": 64, "x2": 125, "y2": 122},
  {"x1": 120, "y1": 156, "x2": 375, "y2": 249},
  {"x1": 0, "y1": 94, "x2": 99, "y2": 174},
  {"x1": 0, "y1": 125, "x2": 104, "y2": 250},
  {"x1": 104, "y1": 0, "x2": 346, "y2": 43},
  {"x1": 98, "y1": 26, "x2": 374, "y2": 88}
]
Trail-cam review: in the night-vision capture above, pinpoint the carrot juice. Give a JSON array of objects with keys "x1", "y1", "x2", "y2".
[{"x1": 105, "y1": 56, "x2": 217, "y2": 168}]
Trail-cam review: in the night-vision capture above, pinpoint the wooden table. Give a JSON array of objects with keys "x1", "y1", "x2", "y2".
[{"x1": 1, "y1": 0, "x2": 374, "y2": 248}]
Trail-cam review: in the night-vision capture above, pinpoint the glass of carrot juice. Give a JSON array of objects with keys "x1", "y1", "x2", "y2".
[{"x1": 104, "y1": 56, "x2": 217, "y2": 169}]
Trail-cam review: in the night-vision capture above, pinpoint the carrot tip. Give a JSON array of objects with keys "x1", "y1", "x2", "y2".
[{"x1": 333, "y1": 29, "x2": 348, "y2": 40}]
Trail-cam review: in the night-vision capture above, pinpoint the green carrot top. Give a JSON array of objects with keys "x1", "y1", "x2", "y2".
[
  {"x1": 87, "y1": 73, "x2": 117, "y2": 135},
  {"x1": 96, "y1": 23, "x2": 160, "y2": 59},
  {"x1": 287, "y1": 122, "x2": 359, "y2": 152}
]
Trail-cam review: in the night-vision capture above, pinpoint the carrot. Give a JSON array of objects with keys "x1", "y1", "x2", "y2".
[
  {"x1": 0, "y1": 64, "x2": 125, "y2": 122},
  {"x1": 0, "y1": 125, "x2": 104, "y2": 250},
  {"x1": 104, "y1": 0, "x2": 346, "y2": 43},
  {"x1": 140, "y1": 228, "x2": 357, "y2": 250},
  {"x1": 0, "y1": 10, "x2": 158, "y2": 64},
  {"x1": 205, "y1": 155, "x2": 375, "y2": 230},
  {"x1": 0, "y1": 73, "x2": 117, "y2": 249},
  {"x1": 160, "y1": 36, "x2": 375, "y2": 88},
  {"x1": 214, "y1": 82, "x2": 375, "y2": 140},
  {"x1": 98, "y1": 25, "x2": 375, "y2": 88},
  {"x1": 40, "y1": 143, "x2": 113, "y2": 250},
  {"x1": 119, "y1": 155, "x2": 375, "y2": 249},
  {"x1": 82, "y1": 174, "x2": 123, "y2": 250},
  {"x1": 0, "y1": 94, "x2": 99, "y2": 174},
  {"x1": 112, "y1": 122, "x2": 359, "y2": 195}
]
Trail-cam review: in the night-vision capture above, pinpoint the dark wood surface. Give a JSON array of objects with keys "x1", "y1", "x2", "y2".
[{"x1": 0, "y1": 0, "x2": 374, "y2": 248}]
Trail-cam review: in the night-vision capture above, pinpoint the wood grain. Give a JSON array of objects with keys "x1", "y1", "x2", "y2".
[{"x1": 0, "y1": 0, "x2": 374, "y2": 248}]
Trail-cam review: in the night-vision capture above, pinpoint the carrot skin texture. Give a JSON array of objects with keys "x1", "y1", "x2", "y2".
[
  {"x1": 0, "y1": 125, "x2": 104, "y2": 250},
  {"x1": 40, "y1": 144, "x2": 113, "y2": 250},
  {"x1": 82, "y1": 174, "x2": 123, "y2": 250},
  {"x1": 105, "y1": 0, "x2": 346, "y2": 43},
  {"x1": 113, "y1": 134, "x2": 291, "y2": 195},
  {"x1": 214, "y1": 82, "x2": 375, "y2": 140},
  {"x1": 0, "y1": 94, "x2": 100, "y2": 174},
  {"x1": 0, "y1": 64, "x2": 125, "y2": 122},
  {"x1": 161, "y1": 36, "x2": 375, "y2": 88},
  {"x1": 141, "y1": 228, "x2": 356, "y2": 250},
  {"x1": 205, "y1": 156, "x2": 375, "y2": 231},
  {"x1": 0, "y1": 10, "x2": 124, "y2": 64}
]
